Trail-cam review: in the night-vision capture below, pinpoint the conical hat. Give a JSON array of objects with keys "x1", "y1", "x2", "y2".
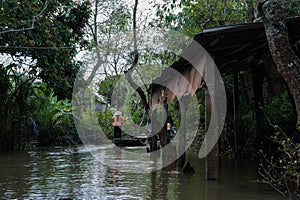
[{"x1": 114, "y1": 111, "x2": 122, "y2": 116}]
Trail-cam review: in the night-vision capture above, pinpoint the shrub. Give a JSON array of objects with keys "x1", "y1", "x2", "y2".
[{"x1": 259, "y1": 128, "x2": 300, "y2": 199}]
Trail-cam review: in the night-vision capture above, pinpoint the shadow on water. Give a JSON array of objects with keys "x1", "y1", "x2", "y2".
[{"x1": 0, "y1": 145, "x2": 282, "y2": 199}]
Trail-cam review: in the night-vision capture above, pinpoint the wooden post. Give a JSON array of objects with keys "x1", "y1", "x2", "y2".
[
  {"x1": 205, "y1": 86, "x2": 219, "y2": 180},
  {"x1": 178, "y1": 94, "x2": 187, "y2": 170},
  {"x1": 159, "y1": 100, "x2": 169, "y2": 148},
  {"x1": 233, "y1": 73, "x2": 241, "y2": 156}
]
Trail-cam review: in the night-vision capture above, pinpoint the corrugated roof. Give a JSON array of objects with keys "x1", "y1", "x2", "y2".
[
  {"x1": 150, "y1": 16, "x2": 300, "y2": 103},
  {"x1": 171, "y1": 16, "x2": 300, "y2": 75}
]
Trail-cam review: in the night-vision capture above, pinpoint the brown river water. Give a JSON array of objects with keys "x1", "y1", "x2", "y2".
[{"x1": 0, "y1": 145, "x2": 282, "y2": 199}]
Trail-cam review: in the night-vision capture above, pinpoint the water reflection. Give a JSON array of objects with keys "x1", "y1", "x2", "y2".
[{"x1": 0, "y1": 145, "x2": 282, "y2": 199}]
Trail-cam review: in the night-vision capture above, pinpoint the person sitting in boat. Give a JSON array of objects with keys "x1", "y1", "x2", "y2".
[
  {"x1": 112, "y1": 111, "x2": 126, "y2": 139},
  {"x1": 167, "y1": 123, "x2": 176, "y2": 138}
]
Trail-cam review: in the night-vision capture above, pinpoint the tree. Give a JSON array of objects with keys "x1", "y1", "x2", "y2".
[
  {"x1": 0, "y1": 0, "x2": 91, "y2": 99},
  {"x1": 125, "y1": 0, "x2": 150, "y2": 116},
  {"x1": 245, "y1": 0, "x2": 255, "y2": 22},
  {"x1": 258, "y1": 0, "x2": 300, "y2": 130},
  {"x1": 0, "y1": 0, "x2": 91, "y2": 150},
  {"x1": 153, "y1": 0, "x2": 248, "y2": 36},
  {"x1": 83, "y1": 0, "x2": 131, "y2": 83}
]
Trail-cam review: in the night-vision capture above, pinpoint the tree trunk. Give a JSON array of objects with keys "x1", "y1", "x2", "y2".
[
  {"x1": 4, "y1": 103, "x2": 13, "y2": 150},
  {"x1": 124, "y1": 0, "x2": 150, "y2": 117},
  {"x1": 246, "y1": 0, "x2": 255, "y2": 22},
  {"x1": 259, "y1": 0, "x2": 300, "y2": 129}
]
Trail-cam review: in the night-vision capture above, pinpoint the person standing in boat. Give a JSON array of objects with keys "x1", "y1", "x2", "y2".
[{"x1": 112, "y1": 111, "x2": 126, "y2": 139}]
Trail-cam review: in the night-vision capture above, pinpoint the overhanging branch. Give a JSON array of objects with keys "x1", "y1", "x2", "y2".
[{"x1": 0, "y1": 0, "x2": 49, "y2": 35}]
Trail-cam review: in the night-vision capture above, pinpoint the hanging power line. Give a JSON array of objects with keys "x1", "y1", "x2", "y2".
[{"x1": 0, "y1": 46, "x2": 76, "y2": 49}]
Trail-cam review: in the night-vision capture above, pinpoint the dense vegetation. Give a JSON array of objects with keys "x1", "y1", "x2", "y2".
[
  {"x1": 1, "y1": 0, "x2": 300, "y2": 198},
  {"x1": 0, "y1": 0, "x2": 91, "y2": 150}
]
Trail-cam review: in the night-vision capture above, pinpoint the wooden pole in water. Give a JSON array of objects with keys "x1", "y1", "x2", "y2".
[
  {"x1": 178, "y1": 94, "x2": 187, "y2": 169},
  {"x1": 233, "y1": 73, "x2": 241, "y2": 157},
  {"x1": 205, "y1": 67, "x2": 219, "y2": 180}
]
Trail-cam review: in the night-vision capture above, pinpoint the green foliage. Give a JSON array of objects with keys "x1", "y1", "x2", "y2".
[
  {"x1": 265, "y1": 91, "x2": 296, "y2": 126},
  {"x1": 98, "y1": 75, "x2": 120, "y2": 104},
  {"x1": 122, "y1": 93, "x2": 147, "y2": 133},
  {"x1": 122, "y1": 102, "x2": 146, "y2": 137},
  {"x1": 240, "y1": 101, "x2": 256, "y2": 133},
  {"x1": 168, "y1": 98, "x2": 180, "y2": 129},
  {"x1": 0, "y1": 64, "x2": 11, "y2": 130},
  {"x1": 259, "y1": 130, "x2": 300, "y2": 199},
  {"x1": 283, "y1": 0, "x2": 300, "y2": 17},
  {"x1": 153, "y1": 0, "x2": 248, "y2": 36},
  {"x1": 0, "y1": 0, "x2": 91, "y2": 99},
  {"x1": 221, "y1": 145, "x2": 235, "y2": 159},
  {"x1": 0, "y1": 0, "x2": 91, "y2": 150},
  {"x1": 0, "y1": 75, "x2": 78, "y2": 150},
  {"x1": 96, "y1": 108, "x2": 114, "y2": 139},
  {"x1": 132, "y1": 105, "x2": 144, "y2": 125},
  {"x1": 32, "y1": 83, "x2": 78, "y2": 146},
  {"x1": 0, "y1": 61, "x2": 38, "y2": 150},
  {"x1": 82, "y1": 0, "x2": 132, "y2": 77}
]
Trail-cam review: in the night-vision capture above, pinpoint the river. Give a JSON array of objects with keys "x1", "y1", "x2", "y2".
[{"x1": 0, "y1": 145, "x2": 282, "y2": 199}]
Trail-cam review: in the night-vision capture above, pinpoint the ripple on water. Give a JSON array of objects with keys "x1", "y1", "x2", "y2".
[{"x1": 0, "y1": 145, "x2": 284, "y2": 200}]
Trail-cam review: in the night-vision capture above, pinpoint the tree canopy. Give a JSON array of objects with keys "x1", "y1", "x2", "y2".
[
  {"x1": 0, "y1": 0, "x2": 91, "y2": 150},
  {"x1": 0, "y1": 0, "x2": 91, "y2": 99}
]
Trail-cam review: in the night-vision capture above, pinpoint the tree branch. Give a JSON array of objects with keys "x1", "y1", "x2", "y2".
[
  {"x1": 86, "y1": 0, "x2": 103, "y2": 83},
  {"x1": 125, "y1": 0, "x2": 150, "y2": 114},
  {"x1": 0, "y1": 0, "x2": 49, "y2": 35}
]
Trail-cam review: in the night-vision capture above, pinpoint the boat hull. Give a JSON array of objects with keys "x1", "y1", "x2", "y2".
[{"x1": 113, "y1": 138, "x2": 146, "y2": 147}]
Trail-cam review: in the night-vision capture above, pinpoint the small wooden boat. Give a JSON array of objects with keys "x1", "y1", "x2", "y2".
[{"x1": 113, "y1": 136, "x2": 147, "y2": 147}]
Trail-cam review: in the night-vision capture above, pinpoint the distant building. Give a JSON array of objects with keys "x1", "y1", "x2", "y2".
[{"x1": 94, "y1": 93, "x2": 107, "y2": 112}]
